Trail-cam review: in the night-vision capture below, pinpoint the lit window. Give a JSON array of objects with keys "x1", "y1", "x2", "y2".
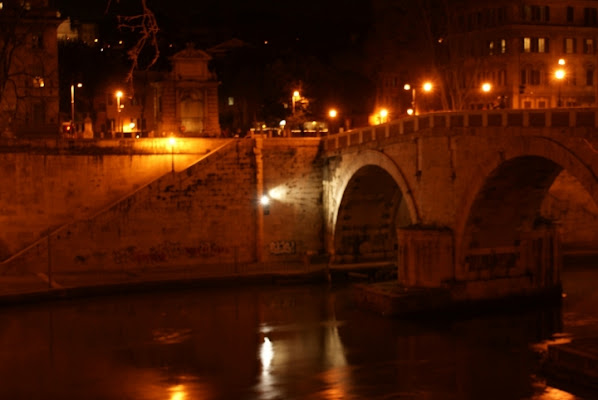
[
  {"x1": 538, "y1": 38, "x2": 546, "y2": 52},
  {"x1": 523, "y1": 37, "x2": 531, "y2": 52},
  {"x1": 0, "y1": 3, "x2": 3, "y2": 10},
  {"x1": 228, "y1": 97, "x2": 234, "y2": 106},
  {"x1": 584, "y1": 38, "x2": 595, "y2": 54},
  {"x1": 33, "y1": 77, "x2": 45, "y2": 88},
  {"x1": 500, "y1": 39, "x2": 506, "y2": 54}
]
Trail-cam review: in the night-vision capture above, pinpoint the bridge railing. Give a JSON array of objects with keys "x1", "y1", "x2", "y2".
[{"x1": 324, "y1": 108, "x2": 598, "y2": 151}]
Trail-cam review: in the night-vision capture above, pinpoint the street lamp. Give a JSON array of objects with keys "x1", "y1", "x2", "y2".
[
  {"x1": 555, "y1": 60, "x2": 566, "y2": 107},
  {"x1": 70, "y1": 82, "x2": 82, "y2": 133},
  {"x1": 379, "y1": 108, "x2": 389, "y2": 124},
  {"x1": 404, "y1": 81, "x2": 433, "y2": 115},
  {"x1": 292, "y1": 90, "x2": 301, "y2": 114},
  {"x1": 328, "y1": 108, "x2": 337, "y2": 134},
  {"x1": 115, "y1": 90, "x2": 123, "y2": 137}
]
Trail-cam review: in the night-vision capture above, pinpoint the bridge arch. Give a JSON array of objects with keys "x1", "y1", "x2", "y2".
[
  {"x1": 455, "y1": 135, "x2": 598, "y2": 276},
  {"x1": 327, "y1": 149, "x2": 419, "y2": 263}
]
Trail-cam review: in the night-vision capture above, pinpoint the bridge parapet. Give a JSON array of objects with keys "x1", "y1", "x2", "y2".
[{"x1": 324, "y1": 108, "x2": 598, "y2": 152}]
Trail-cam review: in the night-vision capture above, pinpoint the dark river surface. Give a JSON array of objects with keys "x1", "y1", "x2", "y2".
[{"x1": 1, "y1": 263, "x2": 597, "y2": 400}]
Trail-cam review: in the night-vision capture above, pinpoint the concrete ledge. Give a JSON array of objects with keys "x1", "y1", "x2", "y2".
[
  {"x1": 353, "y1": 281, "x2": 562, "y2": 318},
  {"x1": 352, "y1": 282, "x2": 452, "y2": 317},
  {"x1": 543, "y1": 338, "x2": 598, "y2": 395}
]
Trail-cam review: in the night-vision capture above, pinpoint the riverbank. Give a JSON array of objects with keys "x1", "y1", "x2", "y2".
[{"x1": 0, "y1": 261, "x2": 397, "y2": 306}]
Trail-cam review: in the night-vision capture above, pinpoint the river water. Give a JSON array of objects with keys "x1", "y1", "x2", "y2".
[{"x1": 0, "y1": 263, "x2": 596, "y2": 400}]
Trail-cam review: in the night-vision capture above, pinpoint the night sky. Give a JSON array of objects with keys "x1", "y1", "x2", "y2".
[{"x1": 55, "y1": 0, "x2": 375, "y2": 51}]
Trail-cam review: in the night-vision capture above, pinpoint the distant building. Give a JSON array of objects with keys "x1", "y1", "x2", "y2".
[
  {"x1": 152, "y1": 44, "x2": 221, "y2": 137},
  {"x1": 445, "y1": 0, "x2": 598, "y2": 109},
  {"x1": 0, "y1": 0, "x2": 62, "y2": 137},
  {"x1": 57, "y1": 17, "x2": 99, "y2": 46},
  {"x1": 94, "y1": 44, "x2": 221, "y2": 138}
]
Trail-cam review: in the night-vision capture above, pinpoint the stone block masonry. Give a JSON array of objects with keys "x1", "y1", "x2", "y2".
[{"x1": 0, "y1": 137, "x2": 324, "y2": 277}]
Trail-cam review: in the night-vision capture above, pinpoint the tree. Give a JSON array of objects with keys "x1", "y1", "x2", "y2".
[{"x1": 107, "y1": 0, "x2": 159, "y2": 92}]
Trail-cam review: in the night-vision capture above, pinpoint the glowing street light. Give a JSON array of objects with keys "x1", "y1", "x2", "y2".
[
  {"x1": 115, "y1": 90, "x2": 124, "y2": 137},
  {"x1": 404, "y1": 81, "x2": 433, "y2": 115},
  {"x1": 292, "y1": 90, "x2": 301, "y2": 114},
  {"x1": 555, "y1": 59, "x2": 566, "y2": 107},
  {"x1": 481, "y1": 82, "x2": 492, "y2": 93},
  {"x1": 379, "y1": 108, "x2": 389, "y2": 123},
  {"x1": 328, "y1": 108, "x2": 338, "y2": 134}
]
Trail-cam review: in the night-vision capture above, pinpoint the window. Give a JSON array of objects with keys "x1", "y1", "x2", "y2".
[
  {"x1": 522, "y1": 37, "x2": 549, "y2": 53},
  {"x1": 584, "y1": 38, "x2": 595, "y2": 54},
  {"x1": 584, "y1": 8, "x2": 598, "y2": 26},
  {"x1": 567, "y1": 6, "x2": 574, "y2": 23},
  {"x1": 522, "y1": 5, "x2": 549, "y2": 22},
  {"x1": 500, "y1": 39, "x2": 507, "y2": 54},
  {"x1": 498, "y1": 69, "x2": 506, "y2": 86},
  {"x1": 228, "y1": 97, "x2": 234, "y2": 106},
  {"x1": 523, "y1": 37, "x2": 531, "y2": 52},
  {"x1": 538, "y1": 38, "x2": 547, "y2": 52},
  {"x1": 587, "y1": 68, "x2": 594, "y2": 86},
  {"x1": 521, "y1": 67, "x2": 543, "y2": 86},
  {"x1": 530, "y1": 69, "x2": 541, "y2": 85},
  {"x1": 488, "y1": 41, "x2": 494, "y2": 55},
  {"x1": 564, "y1": 37, "x2": 577, "y2": 53}
]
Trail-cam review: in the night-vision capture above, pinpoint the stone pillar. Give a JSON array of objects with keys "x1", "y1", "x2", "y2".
[
  {"x1": 397, "y1": 228, "x2": 454, "y2": 287},
  {"x1": 520, "y1": 226, "x2": 562, "y2": 289}
]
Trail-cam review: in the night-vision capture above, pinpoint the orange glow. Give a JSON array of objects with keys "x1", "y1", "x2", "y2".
[
  {"x1": 423, "y1": 82, "x2": 433, "y2": 92},
  {"x1": 482, "y1": 82, "x2": 492, "y2": 92},
  {"x1": 329, "y1": 109, "x2": 338, "y2": 118},
  {"x1": 555, "y1": 69, "x2": 566, "y2": 80}
]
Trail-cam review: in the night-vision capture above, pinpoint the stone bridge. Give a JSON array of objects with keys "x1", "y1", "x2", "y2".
[
  {"x1": 1, "y1": 108, "x2": 597, "y2": 303},
  {"x1": 323, "y1": 108, "x2": 598, "y2": 300}
]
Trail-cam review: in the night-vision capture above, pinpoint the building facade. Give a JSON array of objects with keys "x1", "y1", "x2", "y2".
[
  {"x1": 152, "y1": 44, "x2": 221, "y2": 137},
  {"x1": 0, "y1": 0, "x2": 62, "y2": 136},
  {"x1": 445, "y1": 0, "x2": 598, "y2": 110}
]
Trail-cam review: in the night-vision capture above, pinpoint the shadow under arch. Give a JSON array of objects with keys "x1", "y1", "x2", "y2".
[
  {"x1": 454, "y1": 136, "x2": 598, "y2": 277},
  {"x1": 330, "y1": 150, "x2": 419, "y2": 263}
]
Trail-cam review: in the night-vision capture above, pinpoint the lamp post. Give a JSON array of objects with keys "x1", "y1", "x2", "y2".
[
  {"x1": 115, "y1": 90, "x2": 123, "y2": 137},
  {"x1": 481, "y1": 82, "x2": 492, "y2": 108},
  {"x1": 292, "y1": 90, "x2": 300, "y2": 115},
  {"x1": 328, "y1": 108, "x2": 337, "y2": 134},
  {"x1": 70, "y1": 82, "x2": 82, "y2": 133},
  {"x1": 404, "y1": 81, "x2": 433, "y2": 115},
  {"x1": 555, "y1": 59, "x2": 566, "y2": 107}
]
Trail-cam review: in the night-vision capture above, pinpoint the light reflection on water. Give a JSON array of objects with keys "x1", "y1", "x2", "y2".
[{"x1": 0, "y1": 266, "x2": 595, "y2": 399}]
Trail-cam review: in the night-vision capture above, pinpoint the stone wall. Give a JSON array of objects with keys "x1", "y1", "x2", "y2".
[
  {"x1": 0, "y1": 137, "x2": 324, "y2": 275},
  {"x1": 258, "y1": 138, "x2": 324, "y2": 263}
]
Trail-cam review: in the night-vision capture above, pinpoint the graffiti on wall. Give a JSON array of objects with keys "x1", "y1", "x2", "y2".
[
  {"x1": 112, "y1": 240, "x2": 231, "y2": 265},
  {"x1": 269, "y1": 240, "x2": 296, "y2": 255}
]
